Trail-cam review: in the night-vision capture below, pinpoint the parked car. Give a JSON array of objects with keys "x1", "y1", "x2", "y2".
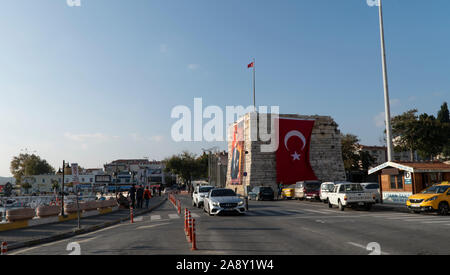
[
  {"x1": 248, "y1": 186, "x2": 274, "y2": 201},
  {"x1": 360, "y1": 183, "x2": 381, "y2": 203},
  {"x1": 281, "y1": 185, "x2": 296, "y2": 200},
  {"x1": 320, "y1": 182, "x2": 336, "y2": 203},
  {"x1": 192, "y1": 185, "x2": 214, "y2": 208},
  {"x1": 328, "y1": 182, "x2": 376, "y2": 211},
  {"x1": 294, "y1": 181, "x2": 322, "y2": 201},
  {"x1": 406, "y1": 182, "x2": 450, "y2": 215},
  {"x1": 203, "y1": 188, "x2": 246, "y2": 216}
]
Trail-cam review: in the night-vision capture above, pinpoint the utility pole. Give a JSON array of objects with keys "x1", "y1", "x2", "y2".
[
  {"x1": 378, "y1": 0, "x2": 394, "y2": 162},
  {"x1": 61, "y1": 160, "x2": 66, "y2": 217}
]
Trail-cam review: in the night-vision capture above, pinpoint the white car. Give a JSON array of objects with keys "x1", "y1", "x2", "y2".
[
  {"x1": 328, "y1": 182, "x2": 376, "y2": 211},
  {"x1": 319, "y1": 182, "x2": 336, "y2": 203},
  {"x1": 360, "y1": 183, "x2": 381, "y2": 203},
  {"x1": 192, "y1": 185, "x2": 214, "y2": 208},
  {"x1": 203, "y1": 188, "x2": 246, "y2": 216}
]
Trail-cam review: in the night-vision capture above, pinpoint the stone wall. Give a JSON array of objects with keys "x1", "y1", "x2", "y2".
[{"x1": 226, "y1": 113, "x2": 346, "y2": 196}]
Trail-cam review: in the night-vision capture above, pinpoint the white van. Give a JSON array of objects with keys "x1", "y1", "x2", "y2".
[{"x1": 320, "y1": 182, "x2": 336, "y2": 203}]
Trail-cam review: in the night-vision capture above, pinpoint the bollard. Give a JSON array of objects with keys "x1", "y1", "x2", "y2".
[
  {"x1": 178, "y1": 200, "x2": 181, "y2": 214},
  {"x1": 130, "y1": 206, "x2": 134, "y2": 224},
  {"x1": 1, "y1": 242, "x2": 7, "y2": 255},
  {"x1": 184, "y1": 208, "x2": 188, "y2": 233},
  {"x1": 187, "y1": 217, "x2": 192, "y2": 243},
  {"x1": 191, "y1": 218, "x2": 197, "y2": 251}
]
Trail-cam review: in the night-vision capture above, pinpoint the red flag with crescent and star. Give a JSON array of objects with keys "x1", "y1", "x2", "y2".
[{"x1": 276, "y1": 118, "x2": 317, "y2": 184}]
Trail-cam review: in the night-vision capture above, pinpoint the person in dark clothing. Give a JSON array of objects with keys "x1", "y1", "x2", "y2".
[
  {"x1": 152, "y1": 186, "x2": 156, "y2": 196},
  {"x1": 158, "y1": 186, "x2": 161, "y2": 197},
  {"x1": 128, "y1": 185, "x2": 136, "y2": 208},
  {"x1": 136, "y1": 185, "x2": 144, "y2": 209}
]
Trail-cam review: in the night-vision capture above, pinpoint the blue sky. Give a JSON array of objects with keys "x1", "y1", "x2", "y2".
[{"x1": 0, "y1": 0, "x2": 449, "y2": 176}]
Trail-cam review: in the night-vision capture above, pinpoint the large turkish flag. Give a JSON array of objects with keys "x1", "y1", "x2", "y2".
[{"x1": 276, "y1": 118, "x2": 317, "y2": 184}]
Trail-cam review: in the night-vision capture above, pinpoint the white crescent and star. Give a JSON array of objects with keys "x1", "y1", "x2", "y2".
[{"x1": 284, "y1": 130, "x2": 307, "y2": 161}]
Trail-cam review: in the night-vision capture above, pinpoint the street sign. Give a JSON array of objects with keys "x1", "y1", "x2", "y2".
[{"x1": 404, "y1": 172, "x2": 412, "y2": 185}]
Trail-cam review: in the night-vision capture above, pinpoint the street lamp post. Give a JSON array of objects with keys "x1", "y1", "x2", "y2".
[{"x1": 378, "y1": 0, "x2": 394, "y2": 162}]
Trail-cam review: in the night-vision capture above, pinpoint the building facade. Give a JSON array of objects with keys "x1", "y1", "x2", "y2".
[{"x1": 225, "y1": 113, "x2": 346, "y2": 196}]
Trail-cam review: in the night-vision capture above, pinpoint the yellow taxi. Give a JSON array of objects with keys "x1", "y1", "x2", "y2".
[
  {"x1": 281, "y1": 185, "x2": 296, "y2": 200},
  {"x1": 406, "y1": 182, "x2": 450, "y2": 215}
]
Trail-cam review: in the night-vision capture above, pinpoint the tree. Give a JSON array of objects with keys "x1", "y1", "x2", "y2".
[
  {"x1": 10, "y1": 154, "x2": 55, "y2": 187},
  {"x1": 391, "y1": 109, "x2": 420, "y2": 161},
  {"x1": 341, "y1": 134, "x2": 361, "y2": 171},
  {"x1": 341, "y1": 133, "x2": 376, "y2": 173},
  {"x1": 163, "y1": 151, "x2": 208, "y2": 192},
  {"x1": 437, "y1": 102, "x2": 449, "y2": 123},
  {"x1": 51, "y1": 180, "x2": 60, "y2": 192}
]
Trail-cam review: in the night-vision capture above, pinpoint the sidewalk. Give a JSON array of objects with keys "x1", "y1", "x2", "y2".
[{"x1": 0, "y1": 196, "x2": 167, "y2": 252}]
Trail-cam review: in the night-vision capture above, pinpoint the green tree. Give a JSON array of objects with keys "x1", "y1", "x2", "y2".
[
  {"x1": 341, "y1": 134, "x2": 360, "y2": 171},
  {"x1": 341, "y1": 134, "x2": 376, "y2": 172},
  {"x1": 391, "y1": 109, "x2": 420, "y2": 161},
  {"x1": 163, "y1": 151, "x2": 208, "y2": 192},
  {"x1": 437, "y1": 102, "x2": 450, "y2": 159},
  {"x1": 10, "y1": 153, "x2": 55, "y2": 187}
]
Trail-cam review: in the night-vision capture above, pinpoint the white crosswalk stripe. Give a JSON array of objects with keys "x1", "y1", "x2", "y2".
[
  {"x1": 150, "y1": 215, "x2": 162, "y2": 221},
  {"x1": 421, "y1": 220, "x2": 450, "y2": 224},
  {"x1": 191, "y1": 213, "x2": 200, "y2": 218},
  {"x1": 168, "y1": 214, "x2": 180, "y2": 219}
]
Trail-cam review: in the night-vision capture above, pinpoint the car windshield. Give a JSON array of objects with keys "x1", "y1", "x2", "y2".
[
  {"x1": 305, "y1": 182, "x2": 321, "y2": 191},
  {"x1": 199, "y1": 187, "x2": 214, "y2": 193},
  {"x1": 322, "y1": 184, "x2": 335, "y2": 191},
  {"x1": 210, "y1": 189, "x2": 236, "y2": 197},
  {"x1": 343, "y1": 184, "x2": 364, "y2": 192},
  {"x1": 421, "y1": 185, "x2": 450, "y2": 194}
]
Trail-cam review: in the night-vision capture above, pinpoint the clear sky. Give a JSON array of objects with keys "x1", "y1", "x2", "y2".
[{"x1": 0, "y1": 0, "x2": 449, "y2": 176}]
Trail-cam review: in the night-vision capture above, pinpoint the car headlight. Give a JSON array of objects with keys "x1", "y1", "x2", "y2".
[
  {"x1": 425, "y1": 196, "x2": 438, "y2": 202},
  {"x1": 212, "y1": 201, "x2": 220, "y2": 207},
  {"x1": 238, "y1": 200, "x2": 244, "y2": 206}
]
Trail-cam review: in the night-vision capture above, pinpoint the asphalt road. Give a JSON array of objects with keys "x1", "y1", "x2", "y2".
[{"x1": 11, "y1": 194, "x2": 450, "y2": 255}]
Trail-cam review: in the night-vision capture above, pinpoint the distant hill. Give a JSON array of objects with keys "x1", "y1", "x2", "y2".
[{"x1": 0, "y1": 177, "x2": 15, "y2": 185}]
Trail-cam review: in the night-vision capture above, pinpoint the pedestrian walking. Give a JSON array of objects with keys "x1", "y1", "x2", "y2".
[
  {"x1": 128, "y1": 185, "x2": 136, "y2": 209},
  {"x1": 158, "y1": 186, "x2": 161, "y2": 197},
  {"x1": 152, "y1": 186, "x2": 156, "y2": 196},
  {"x1": 136, "y1": 185, "x2": 144, "y2": 209},
  {"x1": 144, "y1": 186, "x2": 152, "y2": 209}
]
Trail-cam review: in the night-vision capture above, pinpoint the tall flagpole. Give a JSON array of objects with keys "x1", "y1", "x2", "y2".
[
  {"x1": 378, "y1": 0, "x2": 394, "y2": 162},
  {"x1": 252, "y1": 58, "x2": 256, "y2": 111}
]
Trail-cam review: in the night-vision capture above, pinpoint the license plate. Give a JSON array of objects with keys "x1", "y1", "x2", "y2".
[
  {"x1": 358, "y1": 202, "x2": 365, "y2": 206},
  {"x1": 410, "y1": 204, "x2": 421, "y2": 208}
]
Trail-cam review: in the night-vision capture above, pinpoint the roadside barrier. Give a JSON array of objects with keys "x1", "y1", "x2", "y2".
[
  {"x1": 191, "y1": 218, "x2": 197, "y2": 251},
  {"x1": 184, "y1": 208, "x2": 188, "y2": 233},
  {"x1": 130, "y1": 206, "x2": 134, "y2": 224},
  {"x1": 187, "y1": 211, "x2": 192, "y2": 241},
  {"x1": 177, "y1": 200, "x2": 181, "y2": 214},
  {"x1": 1, "y1": 241, "x2": 7, "y2": 255},
  {"x1": 182, "y1": 208, "x2": 198, "y2": 251}
]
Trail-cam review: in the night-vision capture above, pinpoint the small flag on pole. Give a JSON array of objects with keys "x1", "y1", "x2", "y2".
[{"x1": 247, "y1": 62, "x2": 254, "y2": 68}]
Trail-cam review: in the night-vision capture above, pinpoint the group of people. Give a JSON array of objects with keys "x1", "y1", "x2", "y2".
[{"x1": 116, "y1": 185, "x2": 162, "y2": 209}]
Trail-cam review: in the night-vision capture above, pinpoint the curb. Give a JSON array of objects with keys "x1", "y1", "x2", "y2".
[{"x1": 6, "y1": 198, "x2": 168, "y2": 252}]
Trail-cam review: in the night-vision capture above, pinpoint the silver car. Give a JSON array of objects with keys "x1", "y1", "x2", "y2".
[{"x1": 203, "y1": 188, "x2": 246, "y2": 216}]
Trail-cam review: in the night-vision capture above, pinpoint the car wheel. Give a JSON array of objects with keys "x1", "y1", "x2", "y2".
[
  {"x1": 328, "y1": 201, "x2": 333, "y2": 208},
  {"x1": 192, "y1": 200, "x2": 196, "y2": 207},
  {"x1": 338, "y1": 200, "x2": 344, "y2": 211},
  {"x1": 365, "y1": 204, "x2": 372, "y2": 211},
  {"x1": 438, "y1": 202, "x2": 449, "y2": 216}
]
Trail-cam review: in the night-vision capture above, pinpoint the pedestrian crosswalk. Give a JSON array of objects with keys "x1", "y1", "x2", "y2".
[{"x1": 243, "y1": 208, "x2": 450, "y2": 226}]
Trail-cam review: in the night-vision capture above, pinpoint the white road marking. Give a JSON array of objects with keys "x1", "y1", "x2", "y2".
[
  {"x1": 303, "y1": 209, "x2": 333, "y2": 215},
  {"x1": 191, "y1": 213, "x2": 200, "y2": 218},
  {"x1": 421, "y1": 220, "x2": 450, "y2": 224},
  {"x1": 133, "y1": 216, "x2": 143, "y2": 222},
  {"x1": 150, "y1": 215, "x2": 162, "y2": 221},
  {"x1": 137, "y1": 223, "x2": 171, "y2": 230},
  {"x1": 168, "y1": 214, "x2": 180, "y2": 219}
]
